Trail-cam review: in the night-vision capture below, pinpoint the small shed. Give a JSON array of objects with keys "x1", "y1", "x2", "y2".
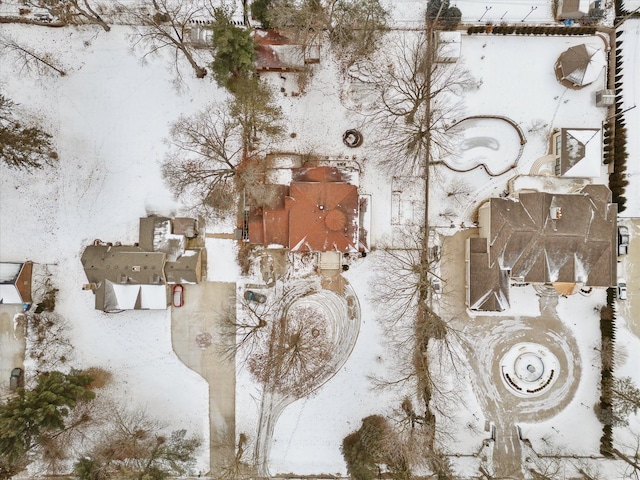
[
  {"x1": 435, "y1": 31, "x2": 461, "y2": 63},
  {"x1": 557, "y1": 0, "x2": 591, "y2": 19},
  {"x1": 0, "y1": 262, "x2": 33, "y2": 305}
]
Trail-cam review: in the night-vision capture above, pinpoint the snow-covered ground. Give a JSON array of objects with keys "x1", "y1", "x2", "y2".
[
  {"x1": 619, "y1": 18, "x2": 640, "y2": 217},
  {"x1": 0, "y1": 24, "x2": 219, "y2": 471},
  {"x1": 429, "y1": 32, "x2": 610, "y2": 229},
  {"x1": 1, "y1": 4, "x2": 640, "y2": 478}
]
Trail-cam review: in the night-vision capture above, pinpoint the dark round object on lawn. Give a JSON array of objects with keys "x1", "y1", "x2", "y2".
[{"x1": 343, "y1": 129, "x2": 363, "y2": 148}]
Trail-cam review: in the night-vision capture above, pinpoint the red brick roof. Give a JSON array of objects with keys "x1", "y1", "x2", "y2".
[
  {"x1": 286, "y1": 182, "x2": 359, "y2": 252},
  {"x1": 249, "y1": 167, "x2": 360, "y2": 252}
]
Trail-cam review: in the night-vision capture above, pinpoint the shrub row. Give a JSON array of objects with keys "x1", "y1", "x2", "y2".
[
  {"x1": 608, "y1": 31, "x2": 628, "y2": 212},
  {"x1": 466, "y1": 25, "x2": 597, "y2": 35},
  {"x1": 599, "y1": 287, "x2": 616, "y2": 457}
]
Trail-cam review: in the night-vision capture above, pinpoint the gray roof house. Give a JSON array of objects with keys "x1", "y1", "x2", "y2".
[
  {"x1": 81, "y1": 217, "x2": 203, "y2": 312},
  {"x1": 0, "y1": 262, "x2": 33, "y2": 305},
  {"x1": 467, "y1": 185, "x2": 617, "y2": 312}
]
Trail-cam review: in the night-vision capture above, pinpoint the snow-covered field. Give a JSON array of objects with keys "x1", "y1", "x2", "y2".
[
  {"x1": 619, "y1": 19, "x2": 640, "y2": 217},
  {"x1": 1, "y1": 4, "x2": 640, "y2": 478},
  {"x1": 0, "y1": 24, "x2": 217, "y2": 471}
]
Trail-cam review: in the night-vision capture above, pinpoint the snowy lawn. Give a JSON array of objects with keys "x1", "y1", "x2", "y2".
[
  {"x1": 429, "y1": 32, "x2": 610, "y2": 228},
  {"x1": 0, "y1": 23, "x2": 226, "y2": 471},
  {"x1": 619, "y1": 19, "x2": 640, "y2": 217}
]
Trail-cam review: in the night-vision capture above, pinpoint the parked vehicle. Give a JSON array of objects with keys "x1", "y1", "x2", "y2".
[
  {"x1": 618, "y1": 280, "x2": 627, "y2": 300},
  {"x1": 33, "y1": 13, "x2": 53, "y2": 22},
  {"x1": 173, "y1": 284, "x2": 184, "y2": 307},
  {"x1": 618, "y1": 225, "x2": 630, "y2": 255},
  {"x1": 244, "y1": 290, "x2": 267, "y2": 303},
  {"x1": 431, "y1": 277, "x2": 442, "y2": 296},
  {"x1": 10, "y1": 368, "x2": 24, "y2": 391}
]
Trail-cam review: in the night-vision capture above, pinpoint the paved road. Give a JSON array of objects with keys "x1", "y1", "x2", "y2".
[
  {"x1": 0, "y1": 305, "x2": 25, "y2": 400},
  {"x1": 171, "y1": 282, "x2": 236, "y2": 475}
]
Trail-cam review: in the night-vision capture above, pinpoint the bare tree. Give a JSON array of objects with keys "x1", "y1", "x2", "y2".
[
  {"x1": 217, "y1": 433, "x2": 255, "y2": 480},
  {"x1": 266, "y1": 0, "x2": 328, "y2": 52},
  {"x1": 162, "y1": 79, "x2": 282, "y2": 214},
  {"x1": 248, "y1": 301, "x2": 333, "y2": 398},
  {"x1": 327, "y1": 0, "x2": 389, "y2": 65},
  {"x1": 217, "y1": 298, "x2": 270, "y2": 363},
  {"x1": 266, "y1": 0, "x2": 389, "y2": 66},
  {"x1": 128, "y1": 0, "x2": 210, "y2": 79},
  {"x1": 73, "y1": 407, "x2": 201, "y2": 479},
  {"x1": 0, "y1": 34, "x2": 67, "y2": 77},
  {"x1": 371, "y1": 229, "x2": 467, "y2": 451},
  {"x1": 27, "y1": 0, "x2": 110, "y2": 31},
  {"x1": 162, "y1": 101, "x2": 242, "y2": 209},
  {"x1": 350, "y1": 31, "x2": 474, "y2": 176}
]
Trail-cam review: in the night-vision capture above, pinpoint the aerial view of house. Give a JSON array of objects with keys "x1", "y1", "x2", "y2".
[{"x1": 0, "y1": 0, "x2": 639, "y2": 478}]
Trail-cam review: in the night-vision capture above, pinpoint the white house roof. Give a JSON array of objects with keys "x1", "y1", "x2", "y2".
[
  {"x1": 0, "y1": 285, "x2": 22, "y2": 304},
  {"x1": 561, "y1": 128, "x2": 602, "y2": 178},
  {"x1": 104, "y1": 282, "x2": 167, "y2": 310},
  {"x1": 0, "y1": 263, "x2": 21, "y2": 283}
]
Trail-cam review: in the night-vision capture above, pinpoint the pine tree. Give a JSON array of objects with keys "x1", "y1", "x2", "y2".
[
  {"x1": 0, "y1": 371, "x2": 95, "y2": 477},
  {"x1": 210, "y1": 7, "x2": 256, "y2": 89},
  {"x1": 0, "y1": 95, "x2": 58, "y2": 170}
]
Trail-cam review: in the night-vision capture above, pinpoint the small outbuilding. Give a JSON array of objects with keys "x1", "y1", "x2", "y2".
[
  {"x1": 0, "y1": 262, "x2": 33, "y2": 305},
  {"x1": 435, "y1": 31, "x2": 461, "y2": 63},
  {"x1": 554, "y1": 44, "x2": 606, "y2": 88}
]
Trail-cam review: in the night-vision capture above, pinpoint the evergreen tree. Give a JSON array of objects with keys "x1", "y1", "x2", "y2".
[
  {"x1": 341, "y1": 415, "x2": 391, "y2": 480},
  {"x1": 210, "y1": 7, "x2": 256, "y2": 89},
  {"x1": 425, "y1": 0, "x2": 462, "y2": 29},
  {"x1": 228, "y1": 75, "x2": 284, "y2": 153},
  {"x1": 251, "y1": 0, "x2": 272, "y2": 27},
  {"x1": 0, "y1": 371, "x2": 95, "y2": 477},
  {"x1": 0, "y1": 95, "x2": 58, "y2": 170}
]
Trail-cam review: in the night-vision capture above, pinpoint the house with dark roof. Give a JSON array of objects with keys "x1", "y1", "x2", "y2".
[
  {"x1": 81, "y1": 217, "x2": 203, "y2": 312},
  {"x1": 0, "y1": 262, "x2": 33, "y2": 305},
  {"x1": 556, "y1": 0, "x2": 591, "y2": 19},
  {"x1": 467, "y1": 185, "x2": 617, "y2": 312},
  {"x1": 247, "y1": 166, "x2": 368, "y2": 253}
]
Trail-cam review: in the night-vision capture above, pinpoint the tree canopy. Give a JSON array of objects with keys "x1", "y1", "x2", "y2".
[
  {"x1": 73, "y1": 410, "x2": 201, "y2": 480},
  {"x1": 425, "y1": 0, "x2": 462, "y2": 29},
  {"x1": 0, "y1": 95, "x2": 58, "y2": 170},
  {"x1": 0, "y1": 370, "x2": 95, "y2": 477},
  {"x1": 210, "y1": 7, "x2": 257, "y2": 88}
]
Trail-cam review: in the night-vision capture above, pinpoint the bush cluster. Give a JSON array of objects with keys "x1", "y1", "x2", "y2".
[
  {"x1": 598, "y1": 287, "x2": 616, "y2": 456},
  {"x1": 466, "y1": 25, "x2": 597, "y2": 35}
]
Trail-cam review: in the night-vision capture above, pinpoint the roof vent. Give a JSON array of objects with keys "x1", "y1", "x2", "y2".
[
  {"x1": 132, "y1": 265, "x2": 141, "y2": 272},
  {"x1": 550, "y1": 206, "x2": 563, "y2": 220}
]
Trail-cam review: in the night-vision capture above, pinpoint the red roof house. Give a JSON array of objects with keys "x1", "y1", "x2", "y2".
[{"x1": 249, "y1": 167, "x2": 361, "y2": 253}]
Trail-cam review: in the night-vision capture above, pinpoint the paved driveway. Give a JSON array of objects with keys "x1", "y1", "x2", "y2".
[
  {"x1": 0, "y1": 305, "x2": 25, "y2": 399},
  {"x1": 617, "y1": 218, "x2": 640, "y2": 338},
  {"x1": 171, "y1": 282, "x2": 236, "y2": 475}
]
